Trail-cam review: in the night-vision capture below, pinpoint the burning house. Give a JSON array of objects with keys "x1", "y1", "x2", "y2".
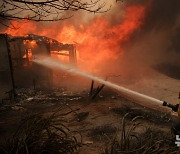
[
  {"x1": 1, "y1": 0, "x2": 180, "y2": 153},
  {"x1": 0, "y1": 34, "x2": 77, "y2": 102}
]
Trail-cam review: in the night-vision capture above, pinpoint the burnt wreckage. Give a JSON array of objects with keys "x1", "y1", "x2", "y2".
[{"x1": 0, "y1": 34, "x2": 77, "y2": 102}]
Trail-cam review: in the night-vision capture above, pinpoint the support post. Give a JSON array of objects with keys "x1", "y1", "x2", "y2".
[
  {"x1": 91, "y1": 84, "x2": 105, "y2": 100},
  {"x1": 89, "y1": 80, "x2": 94, "y2": 96},
  {"x1": 6, "y1": 34, "x2": 16, "y2": 99}
]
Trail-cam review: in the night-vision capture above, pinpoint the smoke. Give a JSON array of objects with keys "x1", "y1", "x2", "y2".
[
  {"x1": 69, "y1": 0, "x2": 180, "y2": 79},
  {"x1": 124, "y1": 0, "x2": 180, "y2": 30},
  {"x1": 108, "y1": 0, "x2": 180, "y2": 84},
  {"x1": 122, "y1": 0, "x2": 180, "y2": 64},
  {"x1": 143, "y1": 0, "x2": 180, "y2": 31}
]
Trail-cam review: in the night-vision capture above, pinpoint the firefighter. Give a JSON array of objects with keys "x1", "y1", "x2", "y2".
[{"x1": 163, "y1": 93, "x2": 180, "y2": 134}]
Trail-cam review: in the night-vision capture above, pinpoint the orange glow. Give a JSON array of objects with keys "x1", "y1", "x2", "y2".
[
  {"x1": 23, "y1": 49, "x2": 33, "y2": 59},
  {"x1": 2, "y1": 5, "x2": 145, "y2": 74},
  {"x1": 22, "y1": 49, "x2": 33, "y2": 66},
  {"x1": 30, "y1": 40, "x2": 37, "y2": 48},
  {"x1": 51, "y1": 50, "x2": 69, "y2": 63},
  {"x1": 23, "y1": 40, "x2": 37, "y2": 48}
]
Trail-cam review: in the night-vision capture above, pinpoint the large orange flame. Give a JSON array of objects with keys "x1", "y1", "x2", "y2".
[{"x1": 2, "y1": 5, "x2": 145, "y2": 74}]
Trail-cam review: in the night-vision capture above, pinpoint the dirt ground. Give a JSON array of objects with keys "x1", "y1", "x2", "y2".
[
  {"x1": 0, "y1": 88, "x2": 179, "y2": 153},
  {"x1": 0, "y1": 65, "x2": 180, "y2": 153}
]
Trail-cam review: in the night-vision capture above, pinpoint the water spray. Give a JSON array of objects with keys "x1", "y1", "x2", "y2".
[{"x1": 33, "y1": 56, "x2": 179, "y2": 113}]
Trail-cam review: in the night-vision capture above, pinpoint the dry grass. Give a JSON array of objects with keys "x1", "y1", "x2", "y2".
[
  {"x1": 111, "y1": 106, "x2": 171, "y2": 125},
  {"x1": 89, "y1": 125, "x2": 117, "y2": 141},
  {"x1": 0, "y1": 105, "x2": 81, "y2": 154},
  {"x1": 103, "y1": 114, "x2": 179, "y2": 154}
]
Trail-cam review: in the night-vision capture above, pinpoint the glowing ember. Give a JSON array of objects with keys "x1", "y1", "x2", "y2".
[
  {"x1": 23, "y1": 40, "x2": 37, "y2": 48},
  {"x1": 1, "y1": 5, "x2": 145, "y2": 73}
]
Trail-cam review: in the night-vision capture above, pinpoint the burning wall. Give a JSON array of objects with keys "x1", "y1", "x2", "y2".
[{"x1": 8, "y1": 34, "x2": 51, "y2": 88}]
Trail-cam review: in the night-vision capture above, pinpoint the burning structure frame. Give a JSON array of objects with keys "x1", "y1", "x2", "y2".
[{"x1": 0, "y1": 33, "x2": 77, "y2": 102}]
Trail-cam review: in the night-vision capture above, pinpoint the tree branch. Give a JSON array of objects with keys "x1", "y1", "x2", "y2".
[{"x1": 0, "y1": 0, "x2": 110, "y2": 24}]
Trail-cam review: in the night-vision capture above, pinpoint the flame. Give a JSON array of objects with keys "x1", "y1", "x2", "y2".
[
  {"x1": 22, "y1": 49, "x2": 33, "y2": 66},
  {"x1": 23, "y1": 40, "x2": 37, "y2": 48},
  {"x1": 2, "y1": 5, "x2": 145, "y2": 74},
  {"x1": 22, "y1": 49, "x2": 33, "y2": 59},
  {"x1": 29, "y1": 40, "x2": 37, "y2": 48}
]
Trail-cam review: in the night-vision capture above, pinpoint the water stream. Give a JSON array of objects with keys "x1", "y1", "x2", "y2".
[{"x1": 33, "y1": 56, "x2": 164, "y2": 107}]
